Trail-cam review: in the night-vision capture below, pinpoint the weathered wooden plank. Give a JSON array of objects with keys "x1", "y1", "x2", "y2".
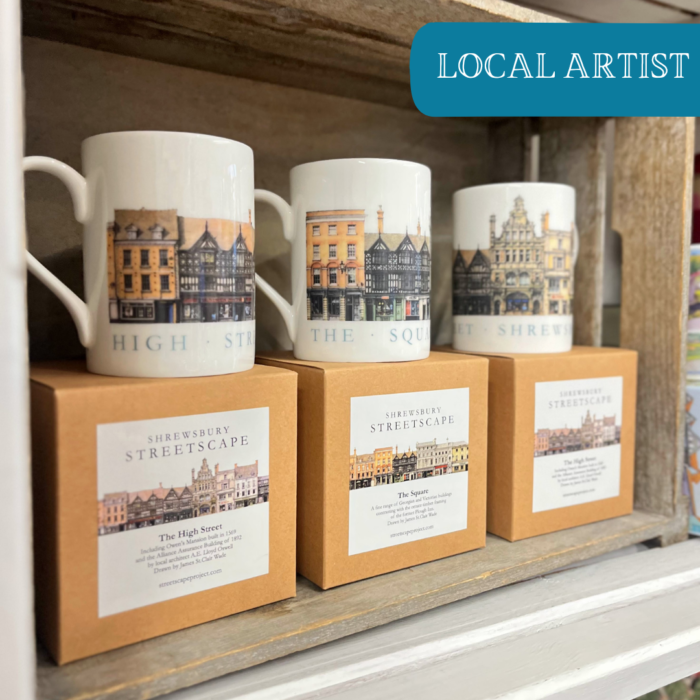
[
  {"x1": 488, "y1": 117, "x2": 529, "y2": 184},
  {"x1": 22, "y1": 37, "x2": 492, "y2": 359},
  {"x1": 540, "y1": 117, "x2": 608, "y2": 347},
  {"x1": 21, "y1": 0, "x2": 559, "y2": 109},
  {"x1": 612, "y1": 117, "x2": 694, "y2": 519},
  {"x1": 37, "y1": 510, "x2": 676, "y2": 700}
]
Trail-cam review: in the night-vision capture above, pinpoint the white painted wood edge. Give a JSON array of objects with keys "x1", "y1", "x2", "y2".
[
  {"x1": 0, "y1": 0, "x2": 36, "y2": 699},
  {"x1": 169, "y1": 540, "x2": 700, "y2": 700}
]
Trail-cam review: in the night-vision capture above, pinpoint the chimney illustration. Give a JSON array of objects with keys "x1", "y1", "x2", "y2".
[
  {"x1": 378, "y1": 205, "x2": 384, "y2": 235},
  {"x1": 489, "y1": 214, "x2": 496, "y2": 239},
  {"x1": 542, "y1": 212, "x2": 550, "y2": 232}
]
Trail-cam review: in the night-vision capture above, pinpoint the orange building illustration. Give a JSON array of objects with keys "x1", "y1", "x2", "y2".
[
  {"x1": 306, "y1": 209, "x2": 366, "y2": 321},
  {"x1": 109, "y1": 209, "x2": 179, "y2": 322}
]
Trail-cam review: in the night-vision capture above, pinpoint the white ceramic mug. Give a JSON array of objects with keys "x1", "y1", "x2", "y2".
[
  {"x1": 452, "y1": 183, "x2": 578, "y2": 354},
  {"x1": 24, "y1": 131, "x2": 259, "y2": 377},
  {"x1": 255, "y1": 158, "x2": 431, "y2": 362}
]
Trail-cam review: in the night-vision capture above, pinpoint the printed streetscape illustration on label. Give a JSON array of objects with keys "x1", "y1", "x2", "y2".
[
  {"x1": 532, "y1": 376, "x2": 623, "y2": 513},
  {"x1": 97, "y1": 407, "x2": 269, "y2": 617},
  {"x1": 349, "y1": 388, "x2": 469, "y2": 555}
]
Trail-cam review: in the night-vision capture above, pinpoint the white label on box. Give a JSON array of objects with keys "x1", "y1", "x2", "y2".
[
  {"x1": 532, "y1": 376, "x2": 623, "y2": 513},
  {"x1": 96, "y1": 408, "x2": 269, "y2": 617},
  {"x1": 348, "y1": 388, "x2": 470, "y2": 555}
]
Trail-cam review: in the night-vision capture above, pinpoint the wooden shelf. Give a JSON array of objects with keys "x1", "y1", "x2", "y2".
[
  {"x1": 22, "y1": 0, "x2": 558, "y2": 109},
  {"x1": 37, "y1": 509, "x2": 683, "y2": 700}
]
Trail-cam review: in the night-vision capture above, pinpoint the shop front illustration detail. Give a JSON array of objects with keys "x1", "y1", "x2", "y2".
[
  {"x1": 107, "y1": 209, "x2": 255, "y2": 323},
  {"x1": 534, "y1": 411, "x2": 621, "y2": 458},
  {"x1": 453, "y1": 196, "x2": 574, "y2": 316},
  {"x1": 306, "y1": 206, "x2": 431, "y2": 322},
  {"x1": 98, "y1": 458, "x2": 269, "y2": 535},
  {"x1": 349, "y1": 438, "x2": 468, "y2": 490}
]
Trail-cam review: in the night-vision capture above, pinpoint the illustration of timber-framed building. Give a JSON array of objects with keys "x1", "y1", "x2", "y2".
[
  {"x1": 97, "y1": 458, "x2": 268, "y2": 535},
  {"x1": 534, "y1": 411, "x2": 621, "y2": 458},
  {"x1": 107, "y1": 209, "x2": 255, "y2": 323},
  {"x1": 349, "y1": 439, "x2": 468, "y2": 490},
  {"x1": 452, "y1": 196, "x2": 574, "y2": 316},
  {"x1": 306, "y1": 206, "x2": 430, "y2": 322}
]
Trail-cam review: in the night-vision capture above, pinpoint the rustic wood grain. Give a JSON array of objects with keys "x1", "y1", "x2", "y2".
[
  {"x1": 489, "y1": 118, "x2": 529, "y2": 184},
  {"x1": 540, "y1": 117, "x2": 608, "y2": 347},
  {"x1": 21, "y1": 0, "x2": 559, "y2": 108},
  {"x1": 37, "y1": 510, "x2": 675, "y2": 700},
  {"x1": 612, "y1": 117, "x2": 694, "y2": 519}
]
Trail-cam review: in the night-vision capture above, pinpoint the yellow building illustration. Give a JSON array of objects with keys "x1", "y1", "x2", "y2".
[
  {"x1": 306, "y1": 209, "x2": 366, "y2": 321},
  {"x1": 453, "y1": 196, "x2": 574, "y2": 316},
  {"x1": 350, "y1": 450, "x2": 375, "y2": 483},
  {"x1": 372, "y1": 446, "x2": 394, "y2": 486},
  {"x1": 541, "y1": 211, "x2": 575, "y2": 315},
  {"x1": 451, "y1": 443, "x2": 469, "y2": 472},
  {"x1": 109, "y1": 209, "x2": 179, "y2": 323}
]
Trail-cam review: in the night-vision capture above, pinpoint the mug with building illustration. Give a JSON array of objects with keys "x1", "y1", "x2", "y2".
[
  {"x1": 452, "y1": 182, "x2": 578, "y2": 354},
  {"x1": 24, "y1": 131, "x2": 264, "y2": 377},
  {"x1": 255, "y1": 158, "x2": 432, "y2": 362}
]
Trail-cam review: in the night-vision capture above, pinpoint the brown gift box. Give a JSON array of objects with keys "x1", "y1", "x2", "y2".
[
  {"x1": 30, "y1": 362, "x2": 297, "y2": 664},
  {"x1": 256, "y1": 350, "x2": 488, "y2": 589},
  {"x1": 449, "y1": 346, "x2": 637, "y2": 541}
]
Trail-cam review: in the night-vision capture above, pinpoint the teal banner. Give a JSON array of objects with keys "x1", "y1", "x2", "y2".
[{"x1": 410, "y1": 23, "x2": 699, "y2": 116}]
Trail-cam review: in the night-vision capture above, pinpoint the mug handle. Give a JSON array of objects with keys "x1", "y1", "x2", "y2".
[
  {"x1": 254, "y1": 189, "x2": 297, "y2": 344},
  {"x1": 24, "y1": 156, "x2": 95, "y2": 347}
]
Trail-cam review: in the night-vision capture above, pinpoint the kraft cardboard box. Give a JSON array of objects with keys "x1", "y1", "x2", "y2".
[
  {"x1": 30, "y1": 361, "x2": 297, "y2": 664},
  {"x1": 444, "y1": 346, "x2": 637, "y2": 541},
  {"x1": 256, "y1": 350, "x2": 488, "y2": 589}
]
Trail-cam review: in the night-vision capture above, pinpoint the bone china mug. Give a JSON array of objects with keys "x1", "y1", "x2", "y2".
[
  {"x1": 24, "y1": 131, "x2": 259, "y2": 377},
  {"x1": 452, "y1": 182, "x2": 579, "y2": 354},
  {"x1": 255, "y1": 158, "x2": 432, "y2": 362}
]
